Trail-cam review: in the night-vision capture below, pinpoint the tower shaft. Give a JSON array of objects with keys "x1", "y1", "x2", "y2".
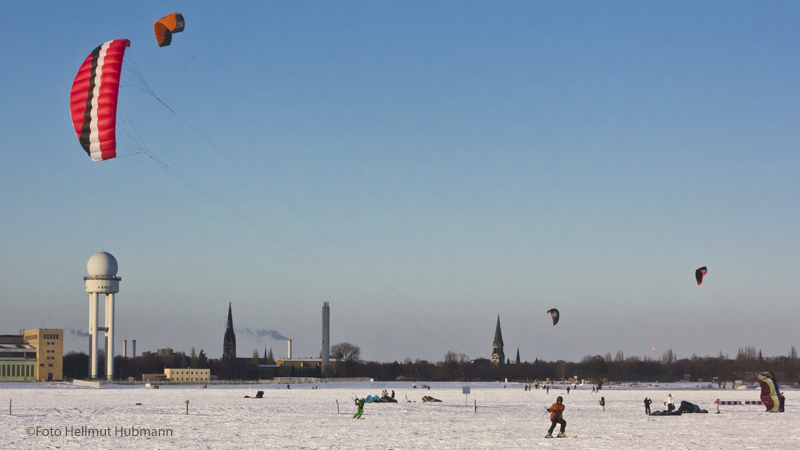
[{"x1": 321, "y1": 302, "x2": 330, "y2": 377}]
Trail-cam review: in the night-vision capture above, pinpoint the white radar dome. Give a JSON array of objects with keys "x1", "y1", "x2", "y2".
[{"x1": 87, "y1": 251, "x2": 119, "y2": 276}]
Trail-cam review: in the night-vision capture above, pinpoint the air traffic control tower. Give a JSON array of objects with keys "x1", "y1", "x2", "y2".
[{"x1": 84, "y1": 251, "x2": 121, "y2": 380}]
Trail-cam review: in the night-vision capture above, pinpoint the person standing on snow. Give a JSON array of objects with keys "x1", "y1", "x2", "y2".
[
  {"x1": 353, "y1": 397, "x2": 365, "y2": 419},
  {"x1": 665, "y1": 394, "x2": 674, "y2": 413},
  {"x1": 644, "y1": 397, "x2": 652, "y2": 415},
  {"x1": 546, "y1": 396, "x2": 567, "y2": 438}
]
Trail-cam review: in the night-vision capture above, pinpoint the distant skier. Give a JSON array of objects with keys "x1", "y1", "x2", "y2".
[
  {"x1": 546, "y1": 396, "x2": 567, "y2": 438},
  {"x1": 644, "y1": 397, "x2": 652, "y2": 415},
  {"x1": 353, "y1": 397, "x2": 365, "y2": 419},
  {"x1": 566, "y1": 386, "x2": 570, "y2": 394},
  {"x1": 665, "y1": 394, "x2": 674, "y2": 413}
]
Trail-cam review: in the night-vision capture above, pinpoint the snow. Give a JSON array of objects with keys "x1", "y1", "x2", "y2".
[{"x1": 0, "y1": 381, "x2": 796, "y2": 449}]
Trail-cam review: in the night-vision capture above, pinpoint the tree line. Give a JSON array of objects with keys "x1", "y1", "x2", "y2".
[{"x1": 62, "y1": 344, "x2": 799, "y2": 387}]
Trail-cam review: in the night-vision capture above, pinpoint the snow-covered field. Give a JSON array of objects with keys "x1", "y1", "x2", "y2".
[{"x1": 0, "y1": 381, "x2": 795, "y2": 449}]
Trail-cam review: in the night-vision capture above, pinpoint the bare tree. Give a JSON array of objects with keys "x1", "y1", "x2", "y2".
[
  {"x1": 331, "y1": 342, "x2": 361, "y2": 362},
  {"x1": 444, "y1": 351, "x2": 468, "y2": 365},
  {"x1": 662, "y1": 349, "x2": 675, "y2": 365},
  {"x1": 556, "y1": 360, "x2": 567, "y2": 379}
]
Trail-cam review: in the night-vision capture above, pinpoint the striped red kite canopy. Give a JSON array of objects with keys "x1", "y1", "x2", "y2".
[{"x1": 69, "y1": 39, "x2": 130, "y2": 161}]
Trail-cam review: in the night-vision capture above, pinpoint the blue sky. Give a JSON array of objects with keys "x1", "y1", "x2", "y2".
[{"x1": 2, "y1": 1, "x2": 799, "y2": 364}]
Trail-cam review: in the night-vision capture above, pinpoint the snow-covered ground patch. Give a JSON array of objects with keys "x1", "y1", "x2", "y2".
[{"x1": 1, "y1": 381, "x2": 795, "y2": 449}]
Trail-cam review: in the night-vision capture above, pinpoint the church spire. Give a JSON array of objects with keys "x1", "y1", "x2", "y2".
[
  {"x1": 223, "y1": 302, "x2": 237, "y2": 359},
  {"x1": 491, "y1": 314, "x2": 505, "y2": 365}
]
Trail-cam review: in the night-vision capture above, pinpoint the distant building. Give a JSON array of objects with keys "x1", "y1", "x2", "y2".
[
  {"x1": 164, "y1": 368, "x2": 210, "y2": 382},
  {"x1": 22, "y1": 329, "x2": 64, "y2": 381},
  {"x1": 142, "y1": 373, "x2": 167, "y2": 382},
  {"x1": 277, "y1": 357, "x2": 342, "y2": 373},
  {"x1": 0, "y1": 335, "x2": 38, "y2": 381},
  {"x1": 223, "y1": 303, "x2": 236, "y2": 359},
  {"x1": 491, "y1": 315, "x2": 505, "y2": 365},
  {"x1": 0, "y1": 329, "x2": 63, "y2": 382}
]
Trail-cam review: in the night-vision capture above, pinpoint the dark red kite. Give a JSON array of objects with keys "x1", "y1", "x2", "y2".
[
  {"x1": 695, "y1": 266, "x2": 707, "y2": 285},
  {"x1": 547, "y1": 309, "x2": 560, "y2": 326}
]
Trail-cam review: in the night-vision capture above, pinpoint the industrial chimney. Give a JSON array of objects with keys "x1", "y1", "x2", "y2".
[{"x1": 321, "y1": 302, "x2": 330, "y2": 377}]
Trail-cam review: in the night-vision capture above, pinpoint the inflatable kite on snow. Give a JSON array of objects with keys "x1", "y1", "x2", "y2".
[{"x1": 757, "y1": 372, "x2": 780, "y2": 412}]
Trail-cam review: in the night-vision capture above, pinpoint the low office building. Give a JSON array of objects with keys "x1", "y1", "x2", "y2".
[
  {"x1": 164, "y1": 368, "x2": 211, "y2": 382},
  {"x1": 276, "y1": 357, "x2": 342, "y2": 373}
]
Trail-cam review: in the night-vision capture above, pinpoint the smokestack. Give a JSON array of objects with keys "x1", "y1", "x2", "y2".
[
  {"x1": 123, "y1": 339, "x2": 127, "y2": 358},
  {"x1": 104, "y1": 336, "x2": 109, "y2": 378},
  {"x1": 321, "y1": 302, "x2": 330, "y2": 377},
  {"x1": 287, "y1": 339, "x2": 292, "y2": 359},
  {"x1": 132, "y1": 340, "x2": 137, "y2": 359}
]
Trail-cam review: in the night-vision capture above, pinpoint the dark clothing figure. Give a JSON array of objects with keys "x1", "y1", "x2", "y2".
[
  {"x1": 546, "y1": 396, "x2": 566, "y2": 437},
  {"x1": 546, "y1": 386, "x2": 550, "y2": 394},
  {"x1": 548, "y1": 417, "x2": 566, "y2": 436},
  {"x1": 779, "y1": 394, "x2": 785, "y2": 412},
  {"x1": 644, "y1": 397, "x2": 652, "y2": 415},
  {"x1": 600, "y1": 397, "x2": 605, "y2": 412},
  {"x1": 566, "y1": 387, "x2": 570, "y2": 394},
  {"x1": 391, "y1": 390, "x2": 395, "y2": 399}
]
